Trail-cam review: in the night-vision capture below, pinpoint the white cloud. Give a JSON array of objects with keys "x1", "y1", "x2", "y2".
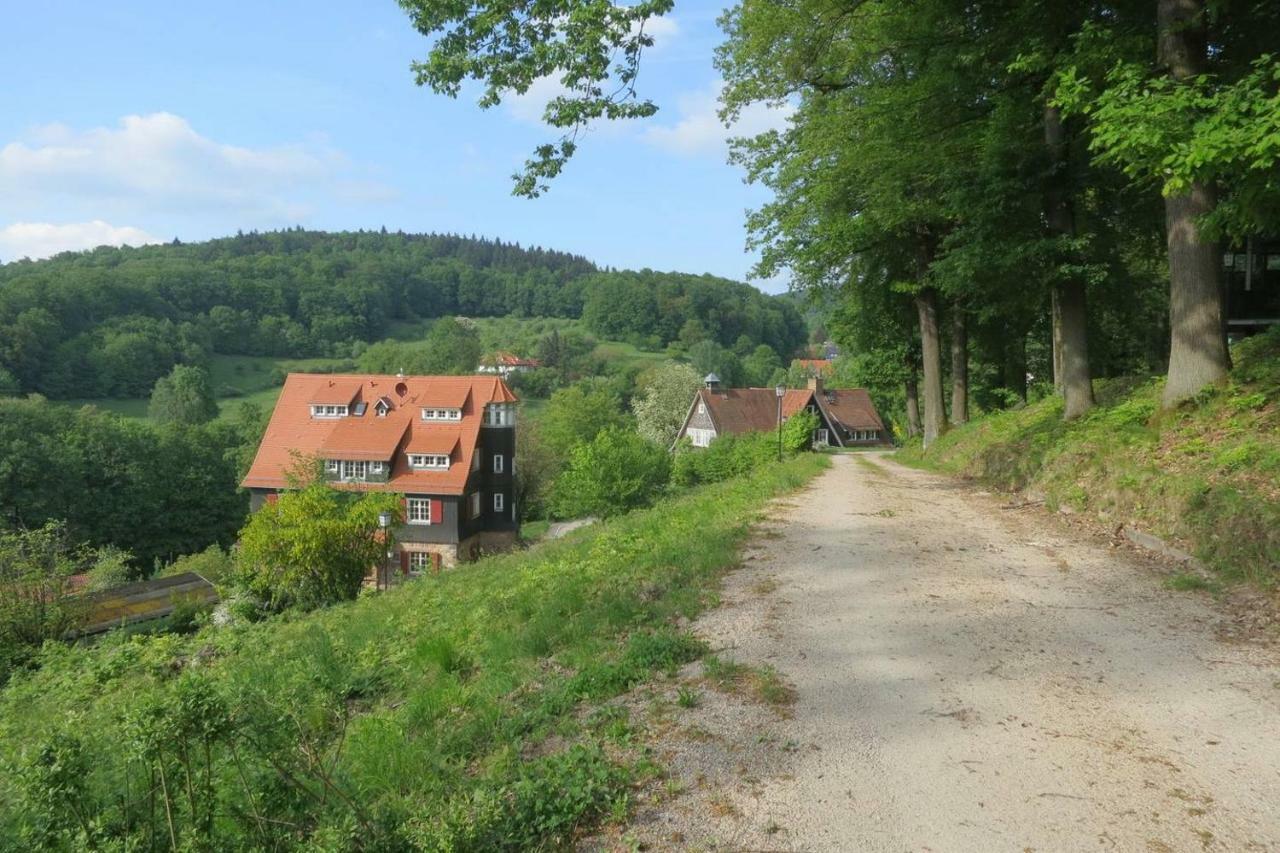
[
  {"x1": 0, "y1": 220, "x2": 161, "y2": 261},
  {"x1": 643, "y1": 81, "x2": 794, "y2": 157},
  {"x1": 0, "y1": 113, "x2": 394, "y2": 223}
]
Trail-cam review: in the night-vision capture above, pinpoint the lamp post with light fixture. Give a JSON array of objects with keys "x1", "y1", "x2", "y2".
[
  {"x1": 775, "y1": 385, "x2": 785, "y2": 461},
  {"x1": 378, "y1": 510, "x2": 392, "y2": 591}
]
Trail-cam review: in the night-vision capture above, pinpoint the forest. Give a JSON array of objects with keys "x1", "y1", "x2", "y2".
[{"x1": 0, "y1": 229, "x2": 805, "y2": 399}]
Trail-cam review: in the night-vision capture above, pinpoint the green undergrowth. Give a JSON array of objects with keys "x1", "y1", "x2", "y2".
[
  {"x1": 0, "y1": 454, "x2": 827, "y2": 850},
  {"x1": 899, "y1": 328, "x2": 1280, "y2": 587}
]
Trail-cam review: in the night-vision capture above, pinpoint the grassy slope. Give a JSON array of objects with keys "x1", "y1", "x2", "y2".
[
  {"x1": 0, "y1": 454, "x2": 827, "y2": 849},
  {"x1": 898, "y1": 328, "x2": 1280, "y2": 586}
]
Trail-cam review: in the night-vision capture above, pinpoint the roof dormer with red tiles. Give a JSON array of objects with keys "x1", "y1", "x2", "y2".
[{"x1": 243, "y1": 373, "x2": 520, "y2": 569}]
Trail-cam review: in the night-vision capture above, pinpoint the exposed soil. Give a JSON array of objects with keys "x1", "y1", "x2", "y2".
[{"x1": 593, "y1": 453, "x2": 1280, "y2": 851}]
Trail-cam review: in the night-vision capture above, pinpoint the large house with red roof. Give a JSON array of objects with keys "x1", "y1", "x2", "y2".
[
  {"x1": 242, "y1": 373, "x2": 520, "y2": 572},
  {"x1": 675, "y1": 375, "x2": 890, "y2": 449}
]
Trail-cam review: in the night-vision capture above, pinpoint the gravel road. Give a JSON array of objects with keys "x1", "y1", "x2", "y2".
[{"x1": 611, "y1": 453, "x2": 1280, "y2": 852}]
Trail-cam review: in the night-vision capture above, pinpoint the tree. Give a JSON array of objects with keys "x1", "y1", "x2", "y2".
[
  {"x1": 549, "y1": 428, "x2": 670, "y2": 518},
  {"x1": 148, "y1": 364, "x2": 219, "y2": 425},
  {"x1": 236, "y1": 483, "x2": 401, "y2": 611},
  {"x1": 421, "y1": 316, "x2": 484, "y2": 374},
  {"x1": 687, "y1": 341, "x2": 741, "y2": 387},
  {"x1": 1057, "y1": 2, "x2": 1280, "y2": 405},
  {"x1": 539, "y1": 382, "x2": 631, "y2": 465},
  {"x1": 633, "y1": 361, "x2": 702, "y2": 446},
  {"x1": 742, "y1": 345, "x2": 783, "y2": 387}
]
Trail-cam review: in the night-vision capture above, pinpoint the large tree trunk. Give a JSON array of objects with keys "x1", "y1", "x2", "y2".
[
  {"x1": 950, "y1": 304, "x2": 968, "y2": 424},
  {"x1": 916, "y1": 287, "x2": 948, "y2": 447},
  {"x1": 1158, "y1": 0, "x2": 1230, "y2": 406},
  {"x1": 905, "y1": 377, "x2": 922, "y2": 438},
  {"x1": 1043, "y1": 103, "x2": 1095, "y2": 419}
]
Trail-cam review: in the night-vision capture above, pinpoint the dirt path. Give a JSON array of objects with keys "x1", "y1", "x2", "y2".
[{"x1": 609, "y1": 453, "x2": 1280, "y2": 852}]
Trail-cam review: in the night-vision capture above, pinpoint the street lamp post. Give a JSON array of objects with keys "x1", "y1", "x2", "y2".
[
  {"x1": 377, "y1": 510, "x2": 392, "y2": 591},
  {"x1": 775, "y1": 385, "x2": 785, "y2": 462}
]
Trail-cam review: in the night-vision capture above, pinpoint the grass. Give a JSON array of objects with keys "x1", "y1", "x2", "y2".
[
  {"x1": 898, "y1": 328, "x2": 1280, "y2": 587},
  {"x1": 519, "y1": 519, "x2": 552, "y2": 543},
  {"x1": 61, "y1": 354, "x2": 351, "y2": 422},
  {"x1": 0, "y1": 453, "x2": 828, "y2": 849}
]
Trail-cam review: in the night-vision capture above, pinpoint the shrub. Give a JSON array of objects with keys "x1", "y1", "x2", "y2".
[
  {"x1": 236, "y1": 484, "x2": 402, "y2": 611},
  {"x1": 549, "y1": 428, "x2": 671, "y2": 518}
]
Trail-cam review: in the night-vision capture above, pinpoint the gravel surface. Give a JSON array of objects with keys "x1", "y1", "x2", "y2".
[{"x1": 603, "y1": 453, "x2": 1280, "y2": 852}]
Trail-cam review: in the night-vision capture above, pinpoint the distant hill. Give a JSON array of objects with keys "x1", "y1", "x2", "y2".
[{"x1": 0, "y1": 229, "x2": 804, "y2": 399}]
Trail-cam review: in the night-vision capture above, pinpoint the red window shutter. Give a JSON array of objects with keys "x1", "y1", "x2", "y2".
[
  {"x1": 430, "y1": 498, "x2": 443, "y2": 525},
  {"x1": 264, "y1": 493, "x2": 278, "y2": 505},
  {"x1": 400, "y1": 551, "x2": 410, "y2": 574}
]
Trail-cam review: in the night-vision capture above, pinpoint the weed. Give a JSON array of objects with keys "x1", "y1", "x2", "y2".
[
  {"x1": 1165, "y1": 573, "x2": 1217, "y2": 593},
  {"x1": 676, "y1": 686, "x2": 701, "y2": 709}
]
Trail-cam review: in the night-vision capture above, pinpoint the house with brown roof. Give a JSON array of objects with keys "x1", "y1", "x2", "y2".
[
  {"x1": 242, "y1": 373, "x2": 520, "y2": 573},
  {"x1": 674, "y1": 375, "x2": 890, "y2": 449}
]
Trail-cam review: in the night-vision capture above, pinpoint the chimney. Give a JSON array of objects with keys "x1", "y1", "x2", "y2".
[
  {"x1": 807, "y1": 375, "x2": 824, "y2": 394},
  {"x1": 704, "y1": 372, "x2": 721, "y2": 392}
]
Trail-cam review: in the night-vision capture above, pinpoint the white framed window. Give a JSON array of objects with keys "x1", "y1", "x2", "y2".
[
  {"x1": 420, "y1": 408, "x2": 462, "y2": 421},
  {"x1": 688, "y1": 428, "x2": 715, "y2": 448},
  {"x1": 408, "y1": 454, "x2": 449, "y2": 469},
  {"x1": 406, "y1": 497, "x2": 431, "y2": 524},
  {"x1": 815, "y1": 428, "x2": 829, "y2": 446},
  {"x1": 325, "y1": 459, "x2": 340, "y2": 474},
  {"x1": 470, "y1": 491, "x2": 481, "y2": 519},
  {"x1": 493, "y1": 454, "x2": 504, "y2": 474},
  {"x1": 312, "y1": 404, "x2": 348, "y2": 418},
  {"x1": 408, "y1": 551, "x2": 432, "y2": 572},
  {"x1": 697, "y1": 401, "x2": 706, "y2": 415},
  {"x1": 493, "y1": 492, "x2": 504, "y2": 513},
  {"x1": 340, "y1": 460, "x2": 372, "y2": 480},
  {"x1": 483, "y1": 404, "x2": 515, "y2": 426}
]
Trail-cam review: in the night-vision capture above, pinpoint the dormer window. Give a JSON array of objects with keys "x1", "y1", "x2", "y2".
[
  {"x1": 328, "y1": 459, "x2": 385, "y2": 481},
  {"x1": 311, "y1": 404, "x2": 348, "y2": 418},
  {"x1": 374, "y1": 397, "x2": 392, "y2": 417},
  {"x1": 420, "y1": 408, "x2": 462, "y2": 421},
  {"x1": 408, "y1": 453, "x2": 450, "y2": 469}
]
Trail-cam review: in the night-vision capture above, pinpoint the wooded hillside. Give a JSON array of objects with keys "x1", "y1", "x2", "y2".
[{"x1": 0, "y1": 230, "x2": 805, "y2": 398}]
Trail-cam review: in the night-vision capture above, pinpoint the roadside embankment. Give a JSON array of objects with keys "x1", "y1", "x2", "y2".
[{"x1": 898, "y1": 328, "x2": 1279, "y2": 588}]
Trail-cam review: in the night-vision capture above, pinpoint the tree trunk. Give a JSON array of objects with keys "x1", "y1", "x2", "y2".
[
  {"x1": 950, "y1": 304, "x2": 968, "y2": 424},
  {"x1": 1043, "y1": 102, "x2": 1094, "y2": 419},
  {"x1": 1051, "y1": 287, "x2": 1063, "y2": 394},
  {"x1": 1158, "y1": 0, "x2": 1230, "y2": 406},
  {"x1": 916, "y1": 287, "x2": 947, "y2": 447},
  {"x1": 905, "y1": 374, "x2": 922, "y2": 438}
]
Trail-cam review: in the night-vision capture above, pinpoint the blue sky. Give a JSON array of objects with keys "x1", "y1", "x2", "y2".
[{"x1": 1, "y1": 1, "x2": 791, "y2": 291}]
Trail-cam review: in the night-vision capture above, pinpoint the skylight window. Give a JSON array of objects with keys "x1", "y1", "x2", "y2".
[{"x1": 420, "y1": 408, "x2": 462, "y2": 421}]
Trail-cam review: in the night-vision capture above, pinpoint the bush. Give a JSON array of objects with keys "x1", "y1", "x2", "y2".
[
  {"x1": 550, "y1": 428, "x2": 671, "y2": 518},
  {"x1": 158, "y1": 544, "x2": 236, "y2": 584},
  {"x1": 236, "y1": 484, "x2": 402, "y2": 611}
]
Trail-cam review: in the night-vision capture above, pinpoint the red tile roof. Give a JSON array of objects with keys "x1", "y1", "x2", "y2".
[
  {"x1": 792, "y1": 358, "x2": 834, "y2": 376},
  {"x1": 307, "y1": 379, "x2": 363, "y2": 405},
  {"x1": 242, "y1": 373, "x2": 517, "y2": 495}
]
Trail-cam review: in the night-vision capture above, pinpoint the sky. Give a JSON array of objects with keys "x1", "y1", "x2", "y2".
[{"x1": 0, "y1": 1, "x2": 792, "y2": 291}]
